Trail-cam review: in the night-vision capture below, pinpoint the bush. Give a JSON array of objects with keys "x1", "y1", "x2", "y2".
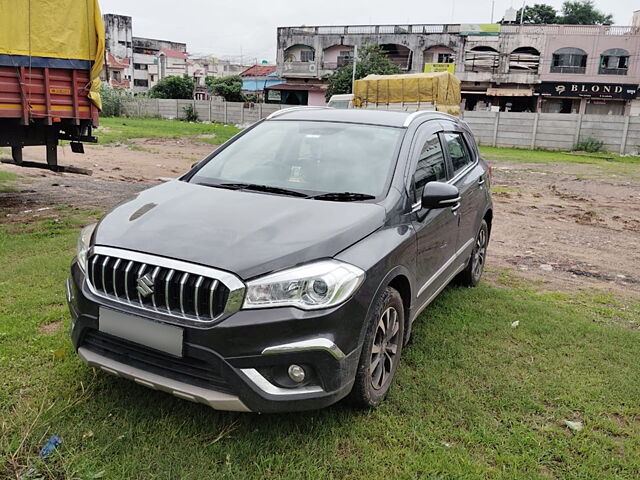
[
  {"x1": 149, "y1": 75, "x2": 195, "y2": 99},
  {"x1": 182, "y1": 104, "x2": 199, "y2": 122},
  {"x1": 205, "y1": 75, "x2": 244, "y2": 102},
  {"x1": 575, "y1": 137, "x2": 604, "y2": 153},
  {"x1": 100, "y1": 84, "x2": 131, "y2": 117}
]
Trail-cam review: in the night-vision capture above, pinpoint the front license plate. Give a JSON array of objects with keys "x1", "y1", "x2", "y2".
[{"x1": 98, "y1": 307, "x2": 183, "y2": 357}]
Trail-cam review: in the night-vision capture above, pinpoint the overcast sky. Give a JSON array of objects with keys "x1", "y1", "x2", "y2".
[{"x1": 99, "y1": 0, "x2": 638, "y2": 63}]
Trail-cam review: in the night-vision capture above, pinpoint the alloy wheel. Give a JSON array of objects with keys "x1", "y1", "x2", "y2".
[
  {"x1": 472, "y1": 227, "x2": 487, "y2": 281},
  {"x1": 370, "y1": 306, "x2": 400, "y2": 390}
]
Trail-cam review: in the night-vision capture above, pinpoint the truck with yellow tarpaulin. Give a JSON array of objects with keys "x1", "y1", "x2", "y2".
[
  {"x1": 0, "y1": 0, "x2": 105, "y2": 169},
  {"x1": 327, "y1": 71, "x2": 461, "y2": 116}
]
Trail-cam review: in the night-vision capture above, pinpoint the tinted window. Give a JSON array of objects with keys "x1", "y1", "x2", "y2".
[
  {"x1": 414, "y1": 135, "x2": 446, "y2": 200},
  {"x1": 192, "y1": 121, "x2": 403, "y2": 197},
  {"x1": 444, "y1": 133, "x2": 473, "y2": 176}
]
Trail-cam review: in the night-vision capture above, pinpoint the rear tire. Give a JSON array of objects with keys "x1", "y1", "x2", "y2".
[
  {"x1": 348, "y1": 286, "x2": 404, "y2": 409},
  {"x1": 456, "y1": 219, "x2": 489, "y2": 287}
]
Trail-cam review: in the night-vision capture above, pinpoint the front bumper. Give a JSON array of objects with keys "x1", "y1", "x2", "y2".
[{"x1": 67, "y1": 262, "x2": 367, "y2": 413}]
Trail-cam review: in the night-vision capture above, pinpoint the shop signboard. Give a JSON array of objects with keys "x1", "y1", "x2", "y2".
[
  {"x1": 536, "y1": 82, "x2": 638, "y2": 100},
  {"x1": 424, "y1": 63, "x2": 456, "y2": 73}
]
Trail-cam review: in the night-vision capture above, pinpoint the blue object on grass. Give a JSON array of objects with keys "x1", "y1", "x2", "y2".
[{"x1": 39, "y1": 435, "x2": 62, "y2": 459}]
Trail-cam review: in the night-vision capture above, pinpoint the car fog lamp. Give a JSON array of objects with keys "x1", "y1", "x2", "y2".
[{"x1": 288, "y1": 364, "x2": 306, "y2": 383}]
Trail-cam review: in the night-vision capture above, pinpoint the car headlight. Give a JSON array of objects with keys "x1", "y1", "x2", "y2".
[
  {"x1": 243, "y1": 259, "x2": 365, "y2": 310},
  {"x1": 76, "y1": 223, "x2": 97, "y2": 273}
]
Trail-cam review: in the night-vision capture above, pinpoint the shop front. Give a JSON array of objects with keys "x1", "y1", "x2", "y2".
[{"x1": 536, "y1": 81, "x2": 638, "y2": 115}]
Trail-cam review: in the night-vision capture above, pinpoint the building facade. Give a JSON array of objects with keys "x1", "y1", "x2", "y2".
[{"x1": 276, "y1": 20, "x2": 640, "y2": 114}]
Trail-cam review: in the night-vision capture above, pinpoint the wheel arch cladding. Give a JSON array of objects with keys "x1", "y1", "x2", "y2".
[
  {"x1": 483, "y1": 208, "x2": 493, "y2": 235},
  {"x1": 387, "y1": 274, "x2": 412, "y2": 345}
]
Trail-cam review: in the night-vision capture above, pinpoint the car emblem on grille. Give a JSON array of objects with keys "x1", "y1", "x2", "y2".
[{"x1": 136, "y1": 273, "x2": 155, "y2": 298}]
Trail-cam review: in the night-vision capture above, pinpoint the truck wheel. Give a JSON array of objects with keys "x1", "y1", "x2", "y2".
[
  {"x1": 11, "y1": 146, "x2": 23, "y2": 164},
  {"x1": 348, "y1": 286, "x2": 404, "y2": 408},
  {"x1": 456, "y1": 219, "x2": 489, "y2": 287}
]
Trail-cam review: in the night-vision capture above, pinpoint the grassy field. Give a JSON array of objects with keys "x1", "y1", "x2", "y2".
[
  {"x1": 1, "y1": 209, "x2": 639, "y2": 479},
  {"x1": 96, "y1": 117, "x2": 241, "y2": 146},
  {"x1": 0, "y1": 170, "x2": 18, "y2": 192},
  {"x1": 1, "y1": 124, "x2": 640, "y2": 479}
]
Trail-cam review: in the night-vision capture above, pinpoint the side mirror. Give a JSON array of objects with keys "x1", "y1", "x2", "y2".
[{"x1": 421, "y1": 182, "x2": 460, "y2": 210}]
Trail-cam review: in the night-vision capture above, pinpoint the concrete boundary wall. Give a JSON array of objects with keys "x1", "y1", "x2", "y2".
[{"x1": 119, "y1": 99, "x2": 640, "y2": 155}]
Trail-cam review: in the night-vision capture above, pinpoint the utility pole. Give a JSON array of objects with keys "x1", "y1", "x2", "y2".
[
  {"x1": 351, "y1": 45, "x2": 358, "y2": 94},
  {"x1": 490, "y1": 0, "x2": 495, "y2": 23},
  {"x1": 520, "y1": 0, "x2": 526, "y2": 24}
]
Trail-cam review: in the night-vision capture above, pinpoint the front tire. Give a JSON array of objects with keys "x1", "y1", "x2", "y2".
[
  {"x1": 457, "y1": 219, "x2": 489, "y2": 287},
  {"x1": 348, "y1": 286, "x2": 404, "y2": 408}
]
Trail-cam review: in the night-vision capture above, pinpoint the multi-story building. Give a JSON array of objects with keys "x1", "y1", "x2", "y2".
[
  {"x1": 132, "y1": 38, "x2": 187, "y2": 93},
  {"x1": 102, "y1": 14, "x2": 134, "y2": 88},
  {"x1": 276, "y1": 16, "x2": 640, "y2": 114}
]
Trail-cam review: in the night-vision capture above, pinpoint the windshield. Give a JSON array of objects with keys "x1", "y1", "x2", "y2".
[{"x1": 191, "y1": 120, "x2": 403, "y2": 198}]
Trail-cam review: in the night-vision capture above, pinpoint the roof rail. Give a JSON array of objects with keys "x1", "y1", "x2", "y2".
[
  {"x1": 402, "y1": 110, "x2": 456, "y2": 127},
  {"x1": 266, "y1": 106, "x2": 333, "y2": 120}
]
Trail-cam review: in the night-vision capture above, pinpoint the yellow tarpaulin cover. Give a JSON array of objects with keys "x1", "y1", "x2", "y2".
[
  {"x1": 353, "y1": 72, "x2": 461, "y2": 116},
  {"x1": 0, "y1": 0, "x2": 105, "y2": 109}
]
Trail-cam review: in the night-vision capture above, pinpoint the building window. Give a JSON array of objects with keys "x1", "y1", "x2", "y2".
[
  {"x1": 300, "y1": 50, "x2": 315, "y2": 62},
  {"x1": 551, "y1": 48, "x2": 587, "y2": 74},
  {"x1": 599, "y1": 48, "x2": 629, "y2": 75},
  {"x1": 509, "y1": 47, "x2": 540, "y2": 73},
  {"x1": 437, "y1": 53, "x2": 454, "y2": 63},
  {"x1": 134, "y1": 63, "x2": 148, "y2": 70},
  {"x1": 464, "y1": 46, "x2": 499, "y2": 73},
  {"x1": 134, "y1": 79, "x2": 149, "y2": 87}
]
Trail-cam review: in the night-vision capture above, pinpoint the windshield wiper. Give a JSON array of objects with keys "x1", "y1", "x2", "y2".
[
  {"x1": 217, "y1": 183, "x2": 309, "y2": 198},
  {"x1": 310, "y1": 192, "x2": 376, "y2": 202}
]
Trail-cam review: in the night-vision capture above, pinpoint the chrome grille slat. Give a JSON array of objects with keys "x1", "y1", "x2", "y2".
[
  {"x1": 165, "y1": 269, "x2": 175, "y2": 312},
  {"x1": 179, "y1": 272, "x2": 189, "y2": 317},
  {"x1": 194, "y1": 276, "x2": 204, "y2": 319},
  {"x1": 101, "y1": 256, "x2": 110, "y2": 293},
  {"x1": 112, "y1": 259, "x2": 121, "y2": 297},
  {"x1": 84, "y1": 247, "x2": 242, "y2": 325},
  {"x1": 209, "y1": 279, "x2": 219, "y2": 319},
  {"x1": 124, "y1": 260, "x2": 134, "y2": 302}
]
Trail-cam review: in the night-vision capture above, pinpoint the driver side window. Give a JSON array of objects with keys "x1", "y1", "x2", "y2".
[{"x1": 413, "y1": 133, "x2": 447, "y2": 202}]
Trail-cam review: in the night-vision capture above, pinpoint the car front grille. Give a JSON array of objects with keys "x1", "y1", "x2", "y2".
[
  {"x1": 82, "y1": 329, "x2": 234, "y2": 394},
  {"x1": 85, "y1": 247, "x2": 245, "y2": 324}
]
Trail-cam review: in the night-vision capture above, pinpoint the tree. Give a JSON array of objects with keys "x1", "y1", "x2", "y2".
[
  {"x1": 558, "y1": 1, "x2": 613, "y2": 25},
  {"x1": 205, "y1": 75, "x2": 244, "y2": 102},
  {"x1": 148, "y1": 75, "x2": 194, "y2": 99},
  {"x1": 325, "y1": 45, "x2": 402, "y2": 100},
  {"x1": 514, "y1": 3, "x2": 558, "y2": 24}
]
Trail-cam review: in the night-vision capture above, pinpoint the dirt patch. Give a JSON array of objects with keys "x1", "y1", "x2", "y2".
[
  {"x1": 487, "y1": 161, "x2": 640, "y2": 298},
  {"x1": 39, "y1": 321, "x2": 63, "y2": 334}
]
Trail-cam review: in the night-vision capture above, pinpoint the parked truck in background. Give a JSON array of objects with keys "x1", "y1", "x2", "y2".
[
  {"x1": 0, "y1": 0, "x2": 105, "y2": 169},
  {"x1": 327, "y1": 72, "x2": 461, "y2": 116}
]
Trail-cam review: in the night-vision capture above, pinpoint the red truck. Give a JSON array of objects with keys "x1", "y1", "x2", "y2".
[{"x1": 0, "y1": 0, "x2": 105, "y2": 169}]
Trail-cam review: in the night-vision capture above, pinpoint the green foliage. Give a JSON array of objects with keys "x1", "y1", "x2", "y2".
[
  {"x1": 205, "y1": 75, "x2": 244, "y2": 102},
  {"x1": 325, "y1": 45, "x2": 402, "y2": 100},
  {"x1": 559, "y1": 0, "x2": 613, "y2": 25},
  {"x1": 511, "y1": 1, "x2": 612, "y2": 25},
  {"x1": 182, "y1": 104, "x2": 199, "y2": 122},
  {"x1": 513, "y1": 3, "x2": 558, "y2": 24},
  {"x1": 148, "y1": 75, "x2": 194, "y2": 99},
  {"x1": 99, "y1": 84, "x2": 131, "y2": 117},
  {"x1": 574, "y1": 137, "x2": 604, "y2": 153}
]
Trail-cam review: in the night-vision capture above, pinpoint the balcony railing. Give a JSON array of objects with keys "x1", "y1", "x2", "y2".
[
  {"x1": 598, "y1": 67, "x2": 628, "y2": 75},
  {"x1": 282, "y1": 61, "x2": 318, "y2": 75},
  {"x1": 550, "y1": 66, "x2": 586, "y2": 74},
  {"x1": 278, "y1": 24, "x2": 638, "y2": 37}
]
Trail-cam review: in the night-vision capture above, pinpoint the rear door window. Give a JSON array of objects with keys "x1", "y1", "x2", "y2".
[{"x1": 443, "y1": 132, "x2": 473, "y2": 177}]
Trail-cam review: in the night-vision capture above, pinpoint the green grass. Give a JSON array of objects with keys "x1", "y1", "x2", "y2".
[
  {"x1": 96, "y1": 117, "x2": 241, "y2": 146},
  {"x1": 0, "y1": 170, "x2": 18, "y2": 192},
  {"x1": 1, "y1": 211, "x2": 639, "y2": 479}
]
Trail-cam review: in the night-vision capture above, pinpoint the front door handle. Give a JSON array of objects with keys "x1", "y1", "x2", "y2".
[
  {"x1": 451, "y1": 202, "x2": 461, "y2": 213},
  {"x1": 478, "y1": 177, "x2": 485, "y2": 186}
]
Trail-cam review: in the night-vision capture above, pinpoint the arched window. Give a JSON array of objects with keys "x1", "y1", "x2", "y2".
[
  {"x1": 509, "y1": 47, "x2": 540, "y2": 73},
  {"x1": 284, "y1": 45, "x2": 315, "y2": 63},
  {"x1": 599, "y1": 48, "x2": 629, "y2": 75},
  {"x1": 379, "y1": 44, "x2": 413, "y2": 71},
  {"x1": 464, "y1": 46, "x2": 499, "y2": 73},
  {"x1": 551, "y1": 48, "x2": 587, "y2": 74},
  {"x1": 423, "y1": 45, "x2": 455, "y2": 64}
]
